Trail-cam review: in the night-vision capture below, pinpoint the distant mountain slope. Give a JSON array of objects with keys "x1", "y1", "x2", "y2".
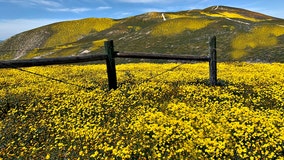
[{"x1": 0, "y1": 6, "x2": 284, "y2": 62}]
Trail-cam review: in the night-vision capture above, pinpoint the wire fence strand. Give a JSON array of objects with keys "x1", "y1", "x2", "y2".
[{"x1": 0, "y1": 62, "x2": 95, "y2": 91}]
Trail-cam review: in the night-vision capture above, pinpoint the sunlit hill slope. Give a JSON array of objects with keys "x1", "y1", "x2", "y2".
[{"x1": 0, "y1": 6, "x2": 283, "y2": 62}]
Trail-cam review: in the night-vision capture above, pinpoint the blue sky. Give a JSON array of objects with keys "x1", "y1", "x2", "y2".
[{"x1": 0, "y1": 0, "x2": 283, "y2": 40}]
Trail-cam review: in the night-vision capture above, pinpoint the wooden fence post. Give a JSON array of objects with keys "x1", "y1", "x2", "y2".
[
  {"x1": 105, "y1": 40, "x2": 117, "y2": 90},
  {"x1": 209, "y1": 36, "x2": 217, "y2": 86}
]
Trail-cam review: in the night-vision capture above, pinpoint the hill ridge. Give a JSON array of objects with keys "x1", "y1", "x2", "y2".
[{"x1": 0, "y1": 6, "x2": 284, "y2": 62}]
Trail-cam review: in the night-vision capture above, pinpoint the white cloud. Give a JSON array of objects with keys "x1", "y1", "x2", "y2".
[
  {"x1": 96, "y1": 6, "x2": 112, "y2": 10},
  {"x1": 47, "y1": 7, "x2": 91, "y2": 13},
  {"x1": 29, "y1": 0, "x2": 61, "y2": 7},
  {"x1": 0, "y1": 19, "x2": 64, "y2": 40},
  {"x1": 0, "y1": 0, "x2": 62, "y2": 7}
]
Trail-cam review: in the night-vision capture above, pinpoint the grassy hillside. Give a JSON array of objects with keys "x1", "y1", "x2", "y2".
[
  {"x1": 0, "y1": 62, "x2": 284, "y2": 159},
  {"x1": 0, "y1": 6, "x2": 284, "y2": 62}
]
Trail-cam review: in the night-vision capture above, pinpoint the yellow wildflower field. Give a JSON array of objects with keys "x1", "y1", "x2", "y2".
[
  {"x1": 201, "y1": 11, "x2": 262, "y2": 22},
  {"x1": 0, "y1": 62, "x2": 284, "y2": 159},
  {"x1": 44, "y1": 18, "x2": 117, "y2": 48},
  {"x1": 231, "y1": 25, "x2": 284, "y2": 59},
  {"x1": 151, "y1": 18, "x2": 215, "y2": 36}
]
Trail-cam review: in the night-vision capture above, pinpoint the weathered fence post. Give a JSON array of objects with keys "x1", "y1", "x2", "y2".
[
  {"x1": 105, "y1": 40, "x2": 117, "y2": 90},
  {"x1": 209, "y1": 36, "x2": 217, "y2": 86}
]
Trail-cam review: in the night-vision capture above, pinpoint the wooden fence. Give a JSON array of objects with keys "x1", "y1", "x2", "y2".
[{"x1": 0, "y1": 36, "x2": 217, "y2": 90}]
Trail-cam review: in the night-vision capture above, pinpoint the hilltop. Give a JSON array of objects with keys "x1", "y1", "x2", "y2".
[{"x1": 0, "y1": 6, "x2": 284, "y2": 62}]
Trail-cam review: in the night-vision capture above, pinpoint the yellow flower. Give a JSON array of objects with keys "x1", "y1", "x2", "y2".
[
  {"x1": 79, "y1": 151, "x2": 84, "y2": 156},
  {"x1": 90, "y1": 151, "x2": 99, "y2": 158},
  {"x1": 45, "y1": 153, "x2": 50, "y2": 160}
]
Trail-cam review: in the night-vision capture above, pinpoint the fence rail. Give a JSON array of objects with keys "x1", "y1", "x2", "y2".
[
  {"x1": 116, "y1": 52, "x2": 210, "y2": 61},
  {"x1": 0, "y1": 36, "x2": 217, "y2": 90},
  {"x1": 0, "y1": 54, "x2": 107, "y2": 68}
]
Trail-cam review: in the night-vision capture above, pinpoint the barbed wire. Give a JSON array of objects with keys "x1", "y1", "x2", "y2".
[
  {"x1": 0, "y1": 42, "x2": 186, "y2": 91},
  {"x1": 144, "y1": 63, "x2": 184, "y2": 82},
  {"x1": 0, "y1": 62, "x2": 95, "y2": 91},
  {"x1": 117, "y1": 62, "x2": 184, "y2": 87}
]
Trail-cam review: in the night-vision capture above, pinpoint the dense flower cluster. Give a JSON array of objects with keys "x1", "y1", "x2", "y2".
[
  {"x1": 231, "y1": 25, "x2": 284, "y2": 59},
  {"x1": 201, "y1": 11, "x2": 261, "y2": 22},
  {"x1": 0, "y1": 62, "x2": 283, "y2": 159},
  {"x1": 44, "y1": 18, "x2": 117, "y2": 48},
  {"x1": 151, "y1": 19, "x2": 215, "y2": 36}
]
